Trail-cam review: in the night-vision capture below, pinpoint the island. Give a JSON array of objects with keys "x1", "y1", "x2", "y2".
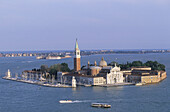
[{"x1": 2, "y1": 40, "x2": 167, "y2": 87}]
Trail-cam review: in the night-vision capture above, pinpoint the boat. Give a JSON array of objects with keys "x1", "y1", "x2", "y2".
[
  {"x1": 59, "y1": 100, "x2": 73, "y2": 103},
  {"x1": 84, "y1": 84, "x2": 92, "y2": 87},
  {"x1": 135, "y1": 82, "x2": 145, "y2": 86},
  {"x1": 39, "y1": 76, "x2": 46, "y2": 81},
  {"x1": 91, "y1": 103, "x2": 111, "y2": 108}
]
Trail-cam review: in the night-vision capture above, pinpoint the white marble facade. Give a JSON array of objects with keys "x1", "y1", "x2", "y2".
[{"x1": 106, "y1": 64, "x2": 124, "y2": 84}]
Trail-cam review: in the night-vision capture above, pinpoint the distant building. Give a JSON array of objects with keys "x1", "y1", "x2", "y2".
[
  {"x1": 0, "y1": 53, "x2": 3, "y2": 57},
  {"x1": 46, "y1": 56, "x2": 61, "y2": 60},
  {"x1": 23, "y1": 53, "x2": 27, "y2": 57},
  {"x1": 123, "y1": 67, "x2": 167, "y2": 84}
]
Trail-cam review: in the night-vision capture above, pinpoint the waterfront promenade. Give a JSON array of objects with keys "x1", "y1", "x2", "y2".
[
  {"x1": 2, "y1": 77, "x2": 72, "y2": 88},
  {"x1": 98, "y1": 83, "x2": 135, "y2": 87},
  {"x1": 2, "y1": 76, "x2": 135, "y2": 88}
]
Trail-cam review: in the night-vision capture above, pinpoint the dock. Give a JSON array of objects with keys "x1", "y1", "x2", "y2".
[{"x1": 2, "y1": 77, "x2": 72, "y2": 88}]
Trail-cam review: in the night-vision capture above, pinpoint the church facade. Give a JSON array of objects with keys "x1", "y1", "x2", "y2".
[{"x1": 106, "y1": 64, "x2": 124, "y2": 84}]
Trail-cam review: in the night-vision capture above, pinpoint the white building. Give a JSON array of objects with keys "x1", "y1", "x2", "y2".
[
  {"x1": 72, "y1": 76, "x2": 76, "y2": 87},
  {"x1": 6, "y1": 69, "x2": 11, "y2": 78},
  {"x1": 106, "y1": 64, "x2": 124, "y2": 84}
]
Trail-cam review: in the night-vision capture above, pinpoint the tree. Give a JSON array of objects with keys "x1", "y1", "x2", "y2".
[
  {"x1": 131, "y1": 61, "x2": 143, "y2": 67},
  {"x1": 48, "y1": 63, "x2": 71, "y2": 75},
  {"x1": 49, "y1": 64, "x2": 61, "y2": 75},
  {"x1": 108, "y1": 61, "x2": 119, "y2": 66},
  {"x1": 60, "y1": 63, "x2": 70, "y2": 72},
  {"x1": 159, "y1": 64, "x2": 165, "y2": 71},
  {"x1": 40, "y1": 65, "x2": 48, "y2": 73},
  {"x1": 109, "y1": 60, "x2": 165, "y2": 71},
  {"x1": 81, "y1": 65, "x2": 86, "y2": 69}
]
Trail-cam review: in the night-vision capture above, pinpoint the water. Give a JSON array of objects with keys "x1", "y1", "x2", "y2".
[{"x1": 0, "y1": 53, "x2": 170, "y2": 112}]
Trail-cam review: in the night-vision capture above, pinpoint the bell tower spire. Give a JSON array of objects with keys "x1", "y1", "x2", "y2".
[
  {"x1": 75, "y1": 38, "x2": 79, "y2": 50},
  {"x1": 74, "y1": 39, "x2": 81, "y2": 72}
]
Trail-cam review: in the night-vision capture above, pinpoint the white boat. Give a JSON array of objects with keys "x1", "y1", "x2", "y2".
[
  {"x1": 39, "y1": 76, "x2": 46, "y2": 81},
  {"x1": 135, "y1": 83, "x2": 145, "y2": 86},
  {"x1": 84, "y1": 84, "x2": 92, "y2": 87},
  {"x1": 91, "y1": 103, "x2": 111, "y2": 108},
  {"x1": 59, "y1": 100, "x2": 73, "y2": 103}
]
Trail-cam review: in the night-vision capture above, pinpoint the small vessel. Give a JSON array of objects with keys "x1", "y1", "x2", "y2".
[
  {"x1": 84, "y1": 84, "x2": 92, "y2": 87},
  {"x1": 39, "y1": 76, "x2": 46, "y2": 81},
  {"x1": 135, "y1": 82, "x2": 145, "y2": 86},
  {"x1": 91, "y1": 103, "x2": 111, "y2": 108},
  {"x1": 59, "y1": 100, "x2": 73, "y2": 103}
]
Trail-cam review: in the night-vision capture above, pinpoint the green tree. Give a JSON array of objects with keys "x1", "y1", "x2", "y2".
[
  {"x1": 48, "y1": 63, "x2": 71, "y2": 75},
  {"x1": 60, "y1": 63, "x2": 70, "y2": 72},
  {"x1": 49, "y1": 64, "x2": 61, "y2": 75},
  {"x1": 108, "y1": 61, "x2": 119, "y2": 66},
  {"x1": 159, "y1": 64, "x2": 165, "y2": 71},
  {"x1": 40, "y1": 65, "x2": 48, "y2": 73},
  {"x1": 109, "y1": 60, "x2": 165, "y2": 71},
  {"x1": 131, "y1": 61, "x2": 143, "y2": 67},
  {"x1": 81, "y1": 65, "x2": 86, "y2": 69}
]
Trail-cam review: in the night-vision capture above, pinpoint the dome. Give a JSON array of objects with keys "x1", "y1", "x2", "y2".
[
  {"x1": 90, "y1": 66, "x2": 102, "y2": 76},
  {"x1": 99, "y1": 57, "x2": 107, "y2": 67}
]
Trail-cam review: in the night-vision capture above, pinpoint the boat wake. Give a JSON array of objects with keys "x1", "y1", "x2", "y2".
[
  {"x1": 59, "y1": 100, "x2": 93, "y2": 104},
  {"x1": 72, "y1": 100, "x2": 91, "y2": 103},
  {"x1": 21, "y1": 61, "x2": 33, "y2": 63},
  {"x1": 59, "y1": 99, "x2": 110, "y2": 104}
]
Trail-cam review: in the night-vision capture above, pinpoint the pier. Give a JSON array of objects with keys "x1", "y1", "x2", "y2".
[{"x1": 2, "y1": 69, "x2": 72, "y2": 88}]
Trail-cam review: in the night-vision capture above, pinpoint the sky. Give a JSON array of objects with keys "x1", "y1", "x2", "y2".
[{"x1": 0, "y1": 0, "x2": 170, "y2": 51}]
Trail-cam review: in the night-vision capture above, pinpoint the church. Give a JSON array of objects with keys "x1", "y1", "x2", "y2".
[{"x1": 57, "y1": 39, "x2": 124, "y2": 85}]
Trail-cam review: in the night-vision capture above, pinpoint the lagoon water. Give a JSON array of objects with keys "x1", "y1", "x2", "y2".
[{"x1": 0, "y1": 53, "x2": 170, "y2": 112}]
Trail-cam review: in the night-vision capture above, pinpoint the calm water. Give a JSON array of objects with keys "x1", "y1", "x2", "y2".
[{"x1": 0, "y1": 53, "x2": 170, "y2": 112}]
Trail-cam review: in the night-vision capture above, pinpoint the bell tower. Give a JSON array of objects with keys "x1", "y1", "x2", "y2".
[{"x1": 74, "y1": 39, "x2": 81, "y2": 72}]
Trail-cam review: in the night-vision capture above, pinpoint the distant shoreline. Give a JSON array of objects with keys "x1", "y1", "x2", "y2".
[{"x1": 0, "y1": 50, "x2": 170, "y2": 58}]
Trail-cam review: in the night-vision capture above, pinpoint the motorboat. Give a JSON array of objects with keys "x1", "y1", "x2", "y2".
[
  {"x1": 135, "y1": 82, "x2": 145, "y2": 86},
  {"x1": 91, "y1": 103, "x2": 111, "y2": 108},
  {"x1": 59, "y1": 100, "x2": 73, "y2": 103},
  {"x1": 39, "y1": 76, "x2": 46, "y2": 81},
  {"x1": 84, "y1": 84, "x2": 92, "y2": 87}
]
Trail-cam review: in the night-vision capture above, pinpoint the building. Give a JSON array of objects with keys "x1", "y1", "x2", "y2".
[
  {"x1": 57, "y1": 72, "x2": 105, "y2": 85},
  {"x1": 74, "y1": 39, "x2": 81, "y2": 72},
  {"x1": 106, "y1": 64, "x2": 124, "y2": 84},
  {"x1": 46, "y1": 56, "x2": 61, "y2": 60},
  {"x1": 123, "y1": 67, "x2": 167, "y2": 84}
]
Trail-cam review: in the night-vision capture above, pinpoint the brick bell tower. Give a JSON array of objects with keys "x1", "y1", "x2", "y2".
[{"x1": 74, "y1": 39, "x2": 81, "y2": 72}]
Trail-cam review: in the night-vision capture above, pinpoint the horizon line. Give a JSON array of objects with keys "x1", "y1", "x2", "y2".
[{"x1": 0, "y1": 48, "x2": 169, "y2": 53}]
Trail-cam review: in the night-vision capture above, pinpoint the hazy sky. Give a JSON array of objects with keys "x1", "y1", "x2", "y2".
[{"x1": 0, "y1": 0, "x2": 170, "y2": 51}]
